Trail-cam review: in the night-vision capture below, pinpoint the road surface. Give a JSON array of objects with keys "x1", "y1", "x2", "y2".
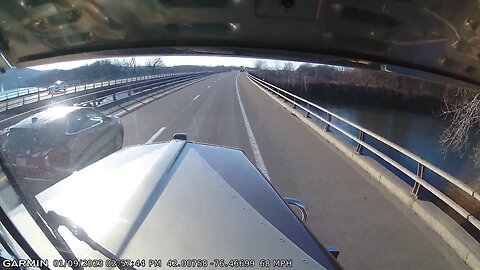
[
  {"x1": 0, "y1": 71, "x2": 469, "y2": 269},
  {"x1": 111, "y1": 71, "x2": 467, "y2": 270}
]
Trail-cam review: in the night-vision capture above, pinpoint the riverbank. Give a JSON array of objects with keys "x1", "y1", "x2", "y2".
[
  {"x1": 247, "y1": 74, "x2": 480, "y2": 268},
  {"x1": 249, "y1": 70, "x2": 480, "y2": 239},
  {"x1": 251, "y1": 65, "x2": 465, "y2": 115}
]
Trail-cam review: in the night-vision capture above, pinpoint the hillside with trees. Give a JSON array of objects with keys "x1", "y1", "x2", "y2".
[
  {"x1": 250, "y1": 61, "x2": 464, "y2": 115},
  {"x1": 251, "y1": 60, "x2": 480, "y2": 217},
  {"x1": 0, "y1": 57, "x2": 238, "y2": 90}
]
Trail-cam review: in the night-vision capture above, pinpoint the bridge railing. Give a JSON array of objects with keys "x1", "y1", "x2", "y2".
[
  {"x1": 85, "y1": 73, "x2": 205, "y2": 108},
  {"x1": 0, "y1": 72, "x2": 191, "y2": 112},
  {"x1": 0, "y1": 72, "x2": 212, "y2": 129},
  {"x1": 247, "y1": 72, "x2": 480, "y2": 231}
]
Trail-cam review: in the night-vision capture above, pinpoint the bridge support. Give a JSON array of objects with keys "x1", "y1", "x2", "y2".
[
  {"x1": 324, "y1": 113, "x2": 331, "y2": 132},
  {"x1": 412, "y1": 163, "x2": 424, "y2": 198},
  {"x1": 355, "y1": 130, "x2": 365, "y2": 154}
]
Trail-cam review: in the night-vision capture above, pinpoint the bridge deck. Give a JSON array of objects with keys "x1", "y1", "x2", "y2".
[
  {"x1": 112, "y1": 72, "x2": 468, "y2": 269},
  {"x1": 0, "y1": 71, "x2": 469, "y2": 269}
]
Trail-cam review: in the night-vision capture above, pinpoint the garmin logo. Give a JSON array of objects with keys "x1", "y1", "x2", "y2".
[{"x1": 2, "y1": 259, "x2": 49, "y2": 268}]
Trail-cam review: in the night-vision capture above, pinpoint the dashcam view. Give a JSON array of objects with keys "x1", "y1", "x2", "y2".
[{"x1": 0, "y1": 1, "x2": 479, "y2": 270}]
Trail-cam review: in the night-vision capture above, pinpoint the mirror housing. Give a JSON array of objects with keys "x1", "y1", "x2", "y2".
[{"x1": 284, "y1": 197, "x2": 307, "y2": 223}]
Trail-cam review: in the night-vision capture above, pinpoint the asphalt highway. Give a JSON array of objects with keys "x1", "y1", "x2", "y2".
[
  {"x1": 113, "y1": 71, "x2": 467, "y2": 270},
  {"x1": 0, "y1": 71, "x2": 468, "y2": 269}
]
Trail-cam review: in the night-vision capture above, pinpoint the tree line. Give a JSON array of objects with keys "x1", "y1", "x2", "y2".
[
  {"x1": 0, "y1": 57, "x2": 238, "y2": 90},
  {"x1": 253, "y1": 59, "x2": 480, "y2": 217},
  {"x1": 252, "y1": 60, "x2": 458, "y2": 114},
  {"x1": 252, "y1": 59, "x2": 480, "y2": 169}
]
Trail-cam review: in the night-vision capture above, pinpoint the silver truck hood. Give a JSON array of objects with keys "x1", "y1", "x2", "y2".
[{"x1": 9, "y1": 140, "x2": 337, "y2": 269}]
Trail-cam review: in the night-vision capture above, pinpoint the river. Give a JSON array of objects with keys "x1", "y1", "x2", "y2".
[{"x1": 310, "y1": 102, "x2": 479, "y2": 187}]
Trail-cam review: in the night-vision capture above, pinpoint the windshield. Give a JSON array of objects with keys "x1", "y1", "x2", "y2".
[{"x1": 0, "y1": 1, "x2": 479, "y2": 270}]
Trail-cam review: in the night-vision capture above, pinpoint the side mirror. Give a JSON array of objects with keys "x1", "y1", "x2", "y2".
[{"x1": 284, "y1": 197, "x2": 307, "y2": 223}]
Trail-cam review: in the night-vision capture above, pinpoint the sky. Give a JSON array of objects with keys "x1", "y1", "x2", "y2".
[
  {"x1": 31, "y1": 56, "x2": 259, "y2": 71},
  {"x1": 30, "y1": 55, "x2": 304, "y2": 71}
]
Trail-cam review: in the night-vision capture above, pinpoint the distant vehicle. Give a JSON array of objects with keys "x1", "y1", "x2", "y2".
[
  {"x1": 47, "y1": 80, "x2": 68, "y2": 94},
  {"x1": 3, "y1": 106, "x2": 124, "y2": 181}
]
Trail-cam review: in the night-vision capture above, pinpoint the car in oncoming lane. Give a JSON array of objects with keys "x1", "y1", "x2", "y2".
[
  {"x1": 2, "y1": 106, "x2": 124, "y2": 181},
  {"x1": 47, "y1": 80, "x2": 68, "y2": 95}
]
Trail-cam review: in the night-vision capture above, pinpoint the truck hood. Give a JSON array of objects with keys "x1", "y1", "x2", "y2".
[{"x1": 9, "y1": 140, "x2": 339, "y2": 269}]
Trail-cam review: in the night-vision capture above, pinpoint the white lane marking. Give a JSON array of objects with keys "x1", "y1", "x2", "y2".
[
  {"x1": 207, "y1": 85, "x2": 211, "y2": 88},
  {"x1": 146, "y1": 127, "x2": 166, "y2": 144},
  {"x1": 193, "y1": 95, "x2": 200, "y2": 101},
  {"x1": 235, "y1": 73, "x2": 271, "y2": 180}
]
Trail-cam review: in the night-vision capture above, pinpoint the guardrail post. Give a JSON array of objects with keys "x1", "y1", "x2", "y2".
[
  {"x1": 293, "y1": 97, "x2": 297, "y2": 109},
  {"x1": 324, "y1": 113, "x2": 331, "y2": 132},
  {"x1": 37, "y1": 88, "x2": 40, "y2": 101},
  {"x1": 412, "y1": 163, "x2": 424, "y2": 198},
  {"x1": 5, "y1": 100, "x2": 8, "y2": 111},
  {"x1": 22, "y1": 96, "x2": 25, "y2": 106},
  {"x1": 306, "y1": 104, "x2": 311, "y2": 118},
  {"x1": 355, "y1": 130, "x2": 365, "y2": 154}
]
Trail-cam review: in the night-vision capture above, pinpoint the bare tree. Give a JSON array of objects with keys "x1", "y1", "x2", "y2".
[
  {"x1": 272, "y1": 60, "x2": 282, "y2": 71},
  {"x1": 302, "y1": 74, "x2": 308, "y2": 94},
  {"x1": 282, "y1": 62, "x2": 295, "y2": 72},
  {"x1": 283, "y1": 62, "x2": 295, "y2": 89},
  {"x1": 130, "y1": 57, "x2": 137, "y2": 74},
  {"x1": 121, "y1": 57, "x2": 137, "y2": 75},
  {"x1": 254, "y1": 60, "x2": 267, "y2": 70},
  {"x1": 146, "y1": 57, "x2": 165, "y2": 74},
  {"x1": 441, "y1": 89, "x2": 480, "y2": 218},
  {"x1": 440, "y1": 88, "x2": 480, "y2": 166}
]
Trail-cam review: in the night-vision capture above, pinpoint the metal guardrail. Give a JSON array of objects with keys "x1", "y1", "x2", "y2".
[
  {"x1": 247, "y1": 72, "x2": 480, "y2": 231},
  {"x1": 0, "y1": 72, "x2": 210, "y2": 128},
  {"x1": 83, "y1": 73, "x2": 206, "y2": 108},
  {"x1": 0, "y1": 72, "x2": 194, "y2": 112}
]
